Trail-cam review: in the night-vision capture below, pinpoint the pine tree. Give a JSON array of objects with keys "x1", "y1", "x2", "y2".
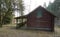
[
  {"x1": 0, "y1": 0, "x2": 24, "y2": 27},
  {"x1": 47, "y1": 0, "x2": 60, "y2": 17}
]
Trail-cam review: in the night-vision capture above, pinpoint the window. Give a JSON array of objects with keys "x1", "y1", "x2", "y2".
[{"x1": 36, "y1": 10, "x2": 42, "y2": 18}]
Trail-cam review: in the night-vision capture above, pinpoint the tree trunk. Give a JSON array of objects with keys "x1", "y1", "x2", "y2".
[{"x1": 0, "y1": 12, "x2": 3, "y2": 27}]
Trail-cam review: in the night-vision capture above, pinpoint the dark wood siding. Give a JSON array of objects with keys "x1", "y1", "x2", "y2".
[{"x1": 27, "y1": 6, "x2": 55, "y2": 31}]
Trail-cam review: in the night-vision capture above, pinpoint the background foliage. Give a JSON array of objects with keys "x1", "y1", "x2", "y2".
[{"x1": 0, "y1": 0, "x2": 24, "y2": 27}]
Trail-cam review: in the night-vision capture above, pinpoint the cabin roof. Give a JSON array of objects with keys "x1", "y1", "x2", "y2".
[
  {"x1": 15, "y1": 6, "x2": 56, "y2": 19},
  {"x1": 27, "y1": 6, "x2": 56, "y2": 17},
  {"x1": 14, "y1": 15, "x2": 27, "y2": 19}
]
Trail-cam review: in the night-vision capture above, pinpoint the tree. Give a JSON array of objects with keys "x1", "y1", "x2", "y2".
[
  {"x1": 47, "y1": 0, "x2": 60, "y2": 18},
  {"x1": 0, "y1": 0, "x2": 8, "y2": 27},
  {"x1": 12, "y1": 0, "x2": 24, "y2": 28},
  {"x1": 0, "y1": 0, "x2": 24, "y2": 27},
  {"x1": 18, "y1": 0, "x2": 24, "y2": 27},
  {"x1": 43, "y1": 2, "x2": 46, "y2": 8}
]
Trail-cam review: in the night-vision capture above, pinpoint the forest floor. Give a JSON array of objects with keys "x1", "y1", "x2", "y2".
[{"x1": 0, "y1": 24, "x2": 60, "y2": 37}]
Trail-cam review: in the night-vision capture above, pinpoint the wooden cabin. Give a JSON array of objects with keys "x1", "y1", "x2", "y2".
[{"x1": 15, "y1": 6, "x2": 56, "y2": 31}]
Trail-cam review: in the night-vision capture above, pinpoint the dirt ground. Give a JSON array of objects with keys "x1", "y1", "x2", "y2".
[{"x1": 0, "y1": 25, "x2": 60, "y2": 37}]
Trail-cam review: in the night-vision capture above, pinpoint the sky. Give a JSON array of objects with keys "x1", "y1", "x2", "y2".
[
  {"x1": 23, "y1": 0, "x2": 54, "y2": 15},
  {"x1": 14, "y1": 0, "x2": 54, "y2": 17}
]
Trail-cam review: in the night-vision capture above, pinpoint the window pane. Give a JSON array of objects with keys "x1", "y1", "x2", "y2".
[{"x1": 37, "y1": 10, "x2": 42, "y2": 18}]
